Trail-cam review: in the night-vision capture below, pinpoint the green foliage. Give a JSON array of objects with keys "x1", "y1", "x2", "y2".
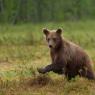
[{"x1": 0, "y1": 0, "x2": 95, "y2": 23}]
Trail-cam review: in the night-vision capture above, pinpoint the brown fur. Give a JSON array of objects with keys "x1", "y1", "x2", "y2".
[{"x1": 38, "y1": 28, "x2": 95, "y2": 80}]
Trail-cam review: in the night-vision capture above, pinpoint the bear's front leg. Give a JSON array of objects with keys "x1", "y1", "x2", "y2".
[
  {"x1": 52, "y1": 68, "x2": 64, "y2": 74},
  {"x1": 37, "y1": 64, "x2": 53, "y2": 74}
]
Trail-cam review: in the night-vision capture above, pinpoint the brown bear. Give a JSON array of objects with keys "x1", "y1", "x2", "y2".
[{"x1": 37, "y1": 28, "x2": 95, "y2": 80}]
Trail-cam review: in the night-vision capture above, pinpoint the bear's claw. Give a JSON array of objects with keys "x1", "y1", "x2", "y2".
[{"x1": 37, "y1": 68, "x2": 46, "y2": 74}]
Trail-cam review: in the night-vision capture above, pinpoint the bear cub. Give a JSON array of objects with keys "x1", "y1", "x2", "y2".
[{"x1": 38, "y1": 28, "x2": 95, "y2": 80}]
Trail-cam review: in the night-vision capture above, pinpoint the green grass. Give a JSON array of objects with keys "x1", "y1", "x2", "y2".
[
  {"x1": 0, "y1": 21, "x2": 95, "y2": 95},
  {"x1": 0, "y1": 20, "x2": 95, "y2": 47}
]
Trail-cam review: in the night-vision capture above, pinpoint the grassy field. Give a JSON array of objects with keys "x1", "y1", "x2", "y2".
[{"x1": 0, "y1": 21, "x2": 95, "y2": 95}]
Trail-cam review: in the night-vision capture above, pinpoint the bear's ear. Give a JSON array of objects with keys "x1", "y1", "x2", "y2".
[
  {"x1": 56, "y1": 28, "x2": 63, "y2": 35},
  {"x1": 43, "y1": 28, "x2": 49, "y2": 36}
]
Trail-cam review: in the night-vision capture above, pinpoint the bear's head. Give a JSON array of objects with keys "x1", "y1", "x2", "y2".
[{"x1": 43, "y1": 28, "x2": 63, "y2": 49}]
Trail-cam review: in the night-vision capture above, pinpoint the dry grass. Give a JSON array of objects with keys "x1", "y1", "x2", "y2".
[
  {"x1": 0, "y1": 75, "x2": 95, "y2": 95},
  {"x1": 0, "y1": 21, "x2": 95, "y2": 95},
  {"x1": 0, "y1": 44, "x2": 94, "y2": 95}
]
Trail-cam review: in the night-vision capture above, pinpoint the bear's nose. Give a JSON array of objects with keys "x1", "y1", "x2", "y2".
[{"x1": 49, "y1": 45, "x2": 52, "y2": 48}]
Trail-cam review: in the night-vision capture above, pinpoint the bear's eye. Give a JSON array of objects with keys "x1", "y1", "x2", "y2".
[
  {"x1": 47, "y1": 38, "x2": 50, "y2": 42},
  {"x1": 53, "y1": 38, "x2": 57, "y2": 41}
]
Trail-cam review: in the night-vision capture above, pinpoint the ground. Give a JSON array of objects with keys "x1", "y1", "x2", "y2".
[{"x1": 0, "y1": 21, "x2": 95, "y2": 95}]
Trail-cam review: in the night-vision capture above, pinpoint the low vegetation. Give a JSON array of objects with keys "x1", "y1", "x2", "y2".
[{"x1": 0, "y1": 21, "x2": 95, "y2": 95}]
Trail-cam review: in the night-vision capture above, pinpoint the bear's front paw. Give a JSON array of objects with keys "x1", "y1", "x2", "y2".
[{"x1": 37, "y1": 68, "x2": 45, "y2": 74}]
